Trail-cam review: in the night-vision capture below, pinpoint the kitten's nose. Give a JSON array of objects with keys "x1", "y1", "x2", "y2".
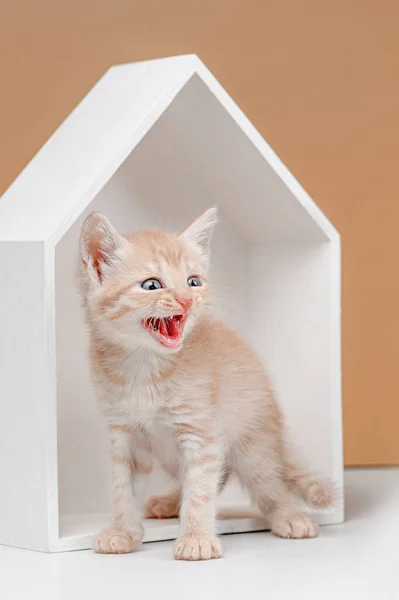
[{"x1": 175, "y1": 296, "x2": 192, "y2": 314}]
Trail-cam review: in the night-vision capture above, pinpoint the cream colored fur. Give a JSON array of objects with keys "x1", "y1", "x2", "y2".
[{"x1": 79, "y1": 207, "x2": 334, "y2": 561}]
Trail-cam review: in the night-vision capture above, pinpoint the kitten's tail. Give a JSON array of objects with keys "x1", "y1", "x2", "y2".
[{"x1": 282, "y1": 454, "x2": 337, "y2": 510}]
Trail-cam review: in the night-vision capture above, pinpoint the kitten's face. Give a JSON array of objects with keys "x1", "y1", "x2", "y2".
[{"x1": 80, "y1": 208, "x2": 217, "y2": 353}]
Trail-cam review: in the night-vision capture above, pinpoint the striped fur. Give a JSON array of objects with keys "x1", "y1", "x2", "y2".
[{"x1": 79, "y1": 208, "x2": 335, "y2": 561}]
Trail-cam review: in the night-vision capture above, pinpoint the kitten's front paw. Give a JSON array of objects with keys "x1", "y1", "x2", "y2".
[
  {"x1": 272, "y1": 513, "x2": 319, "y2": 539},
  {"x1": 146, "y1": 493, "x2": 180, "y2": 519},
  {"x1": 174, "y1": 535, "x2": 223, "y2": 561},
  {"x1": 93, "y1": 528, "x2": 142, "y2": 554}
]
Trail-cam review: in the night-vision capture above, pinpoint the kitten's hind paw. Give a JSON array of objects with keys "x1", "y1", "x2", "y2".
[
  {"x1": 272, "y1": 513, "x2": 319, "y2": 539},
  {"x1": 146, "y1": 492, "x2": 180, "y2": 519},
  {"x1": 174, "y1": 535, "x2": 223, "y2": 561},
  {"x1": 93, "y1": 529, "x2": 142, "y2": 554}
]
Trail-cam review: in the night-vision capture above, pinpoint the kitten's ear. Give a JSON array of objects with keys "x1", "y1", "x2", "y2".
[
  {"x1": 79, "y1": 212, "x2": 126, "y2": 283},
  {"x1": 180, "y1": 207, "x2": 218, "y2": 264}
]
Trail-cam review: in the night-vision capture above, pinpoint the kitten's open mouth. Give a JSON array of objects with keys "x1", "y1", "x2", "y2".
[{"x1": 142, "y1": 315, "x2": 186, "y2": 349}]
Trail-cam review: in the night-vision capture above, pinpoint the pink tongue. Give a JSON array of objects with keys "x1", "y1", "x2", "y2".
[
  {"x1": 159, "y1": 318, "x2": 179, "y2": 339},
  {"x1": 159, "y1": 319, "x2": 168, "y2": 337},
  {"x1": 169, "y1": 318, "x2": 179, "y2": 337}
]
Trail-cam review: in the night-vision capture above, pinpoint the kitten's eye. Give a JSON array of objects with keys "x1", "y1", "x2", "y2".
[
  {"x1": 187, "y1": 276, "x2": 202, "y2": 287},
  {"x1": 141, "y1": 278, "x2": 163, "y2": 291}
]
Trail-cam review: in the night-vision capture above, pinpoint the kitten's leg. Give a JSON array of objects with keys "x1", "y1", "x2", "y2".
[
  {"x1": 93, "y1": 426, "x2": 152, "y2": 554},
  {"x1": 146, "y1": 464, "x2": 230, "y2": 520},
  {"x1": 234, "y1": 445, "x2": 318, "y2": 539},
  {"x1": 174, "y1": 426, "x2": 223, "y2": 561}
]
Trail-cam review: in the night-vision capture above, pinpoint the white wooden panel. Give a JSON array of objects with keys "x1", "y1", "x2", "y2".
[
  {"x1": 154, "y1": 75, "x2": 328, "y2": 243},
  {"x1": 249, "y1": 241, "x2": 343, "y2": 517},
  {"x1": 0, "y1": 242, "x2": 56, "y2": 551}
]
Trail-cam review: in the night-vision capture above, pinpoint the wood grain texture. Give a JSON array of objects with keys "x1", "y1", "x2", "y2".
[{"x1": 1, "y1": 0, "x2": 398, "y2": 465}]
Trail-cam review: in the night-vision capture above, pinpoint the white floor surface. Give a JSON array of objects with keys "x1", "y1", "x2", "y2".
[{"x1": 1, "y1": 468, "x2": 398, "y2": 600}]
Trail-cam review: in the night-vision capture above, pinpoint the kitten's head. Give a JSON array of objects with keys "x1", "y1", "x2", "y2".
[{"x1": 79, "y1": 207, "x2": 217, "y2": 353}]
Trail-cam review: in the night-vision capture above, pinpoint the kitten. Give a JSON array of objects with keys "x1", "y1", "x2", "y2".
[{"x1": 78, "y1": 207, "x2": 334, "y2": 561}]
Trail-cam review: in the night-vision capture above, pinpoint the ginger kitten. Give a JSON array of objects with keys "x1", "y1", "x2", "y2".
[{"x1": 79, "y1": 207, "x2": 333, "y2": 561}]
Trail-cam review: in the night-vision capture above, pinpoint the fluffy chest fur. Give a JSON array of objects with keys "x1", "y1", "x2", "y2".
[{"x1": 95, "y1": 351, "x2": 174, "y2": 424}]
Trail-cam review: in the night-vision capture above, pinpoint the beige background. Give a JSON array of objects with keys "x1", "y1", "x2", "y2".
[{"x1": 1, "y1": 0, "x2": 398, "y2": 465}]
